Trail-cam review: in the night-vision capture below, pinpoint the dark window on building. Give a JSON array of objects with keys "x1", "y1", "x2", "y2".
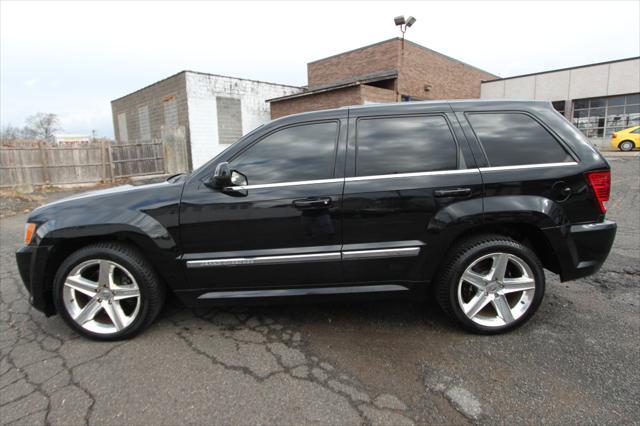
[
  {"x1": 572, "y1": 94, "x2": 640, "y2": 138},
  {"x1": 356, "y1": 115, "x2": 457, "y2": 176},
  {"x1": 230, "y1": 122, "x2": 338, "y2": 185},
  {"x1": 467, "y1": 113, "x2": 571, "y2": 167},
  {"x1": 552, "y1": 101, "x2": 565, "y2": 116},
  {"x1": 217, "y1": 97, "x2": 243, "y2": 145}
]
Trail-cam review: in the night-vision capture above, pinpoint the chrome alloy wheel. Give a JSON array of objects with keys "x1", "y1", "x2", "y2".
[
  {"x1": 62, "y1": 259, "x2": 141, "y2": 334},
  {"x1": 457, "y1": 252, "x2": 536, "y2": 327}
]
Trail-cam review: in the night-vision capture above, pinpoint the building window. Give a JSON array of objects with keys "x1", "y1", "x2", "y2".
[
  {"x1": 216, "y1": 97, "x2": 243, "y2": 145},
  {"x1": 138, "y1": 105, "x2": 151, "y2": 141},
  {"x1": 572, "y1": 94, "x2": 640, "y2": 139},
  {"x1": 552, "y1": 101, "x2": 565, "y2": 116},
  {"x1": 163, "y1": 96, "x2": 178, "y2": 128},
  {"x1": 117, "y1": 112, "x2": 128, "y2": 142}
]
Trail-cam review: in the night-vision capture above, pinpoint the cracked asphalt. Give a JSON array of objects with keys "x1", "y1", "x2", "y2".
[{"x1": 1, "y1": 157, "x2": 638, "y2": 425}]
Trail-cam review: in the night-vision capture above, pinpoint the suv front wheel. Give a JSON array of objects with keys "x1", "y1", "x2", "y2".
[
  {"x1": 53, "y1": 242, "x2": 165, "y2": 340},
  {"x1": 436, "y1": 235, "x2": 545, "y2": 334}
]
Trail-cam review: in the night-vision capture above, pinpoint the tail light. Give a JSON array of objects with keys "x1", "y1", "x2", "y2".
[
  {"x1": 612, "y1": 133, "x2": 618, "y2": 138},
  {"x1": 586, "y1": 170, "x2": 610, "y2": 214}
]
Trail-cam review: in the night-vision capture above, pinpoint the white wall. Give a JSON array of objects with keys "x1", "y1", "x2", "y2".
[
  {"x1": 480, "y1": 58, "x2": 640, "y2": 101},
  {"x1": 186, "y1": 72, "x2": 302, "y2": 168}
]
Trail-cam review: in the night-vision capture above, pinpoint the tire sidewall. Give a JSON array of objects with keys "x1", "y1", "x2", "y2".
[
  {"x1": 446, "y1": 239, "x2": 545, "y2": 334},
  {"x1": 53, "y1": 246, "x2": 153, "y2": 341},
  {"x1": 619, "y1": 141, "x2": 634, "y2": 152}
]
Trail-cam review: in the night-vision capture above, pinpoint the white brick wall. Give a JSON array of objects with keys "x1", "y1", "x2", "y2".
[{"x1": 185, "y1": 72, "x2": 302, "y2": 168}]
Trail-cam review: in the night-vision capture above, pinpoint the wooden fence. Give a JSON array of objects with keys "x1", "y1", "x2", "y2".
[
  {"x1": 109, "y1": 140, "x2": 164, "y2": 179},
  {"x1": 0, "y1": 134, "x2": 188, "y2": 188}
]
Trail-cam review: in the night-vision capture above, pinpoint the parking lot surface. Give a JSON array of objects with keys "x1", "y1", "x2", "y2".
[{"x1": 1, "y1": 157, "x2": 638, "y2": 425}]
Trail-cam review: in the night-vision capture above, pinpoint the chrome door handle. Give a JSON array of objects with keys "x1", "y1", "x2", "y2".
[
  {"x1": 434, "y1": 188, "x2": 472, "y2": 198},
  {"x1": 292, "y1": 197, "x2": 332, "y2": 208}
]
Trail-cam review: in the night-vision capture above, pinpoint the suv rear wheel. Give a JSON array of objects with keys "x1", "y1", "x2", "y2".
[
  {"x1": 436, "y1": 235, "x2": 545, "y2": 334},
  {"x1": 53, "y1": 242, "x2": 165, "y2": 340}
]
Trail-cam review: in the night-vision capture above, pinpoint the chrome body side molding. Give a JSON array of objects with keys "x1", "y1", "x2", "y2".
[
  {"x1": 341, "y1": 247, "x2": 421, "y2": 260},
  {"x1": 197, "y1": 284, "x2": 409, "y2": 299},
  {"x1": 186, "y1": 246, "x2": 422, "y2": 268},
  {"x1": 187, "y1": 252, "x2": 341, "y2": 268},
  {"x1": 222, "y1": 162, "x2": 579, "y2": 191},
  {"x1": 479, "y1": 162, "x2": 578, "y2": 172}
]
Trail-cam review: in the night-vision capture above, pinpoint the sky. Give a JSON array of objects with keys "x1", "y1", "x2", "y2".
[{"x1": 1, "y1": 0, "x2": 639, "y2": 138}]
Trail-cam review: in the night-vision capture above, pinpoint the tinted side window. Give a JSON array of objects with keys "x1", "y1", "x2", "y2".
[
  {"x1": 230, "y1": 122, "x2": 338, "y2": 185},
  {"x1": 467, "y1": 113, "x2": 571, "y2": 167},
  {"x1": 356, "y1": 115, "x2": 457, "y2": 176}
]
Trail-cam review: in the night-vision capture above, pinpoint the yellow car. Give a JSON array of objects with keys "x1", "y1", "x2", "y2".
[{"x1": 610, "y1": 126, "x2": 640, "y2": 151}]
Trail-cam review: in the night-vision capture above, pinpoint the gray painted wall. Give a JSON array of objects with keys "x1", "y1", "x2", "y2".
[{"x1": 481, "y1": 58, "x2": 640, "y2": 101}]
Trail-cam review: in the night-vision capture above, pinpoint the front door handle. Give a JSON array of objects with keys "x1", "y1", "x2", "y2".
[
  {"x1": 434, "y1": 188, "x2": 472, "y2": 198},
  {"x1": 293, "y1": 197, "x2": 332, "y2": 209}
]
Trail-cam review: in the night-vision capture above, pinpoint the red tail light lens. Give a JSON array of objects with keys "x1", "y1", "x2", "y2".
[{"x1": 586, "y1": 171, "x2": 610, "y2": 214}]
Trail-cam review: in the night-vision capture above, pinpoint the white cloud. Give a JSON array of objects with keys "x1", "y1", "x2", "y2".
[{"x1": 24, "y1": 78, "x2": 39, "y2": 88}]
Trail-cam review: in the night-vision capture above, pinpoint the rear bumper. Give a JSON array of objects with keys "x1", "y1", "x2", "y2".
[
  {"x1": 545, "y1": 220, "x2": 617, "y2": 282},
  {"x1": 15, "y1": 244, "x2": 56, "y2": 316}
]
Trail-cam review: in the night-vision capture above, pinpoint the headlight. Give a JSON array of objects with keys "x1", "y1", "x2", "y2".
[{"x1": 24, "y1": 223, "x2": 36, "y2": 245}]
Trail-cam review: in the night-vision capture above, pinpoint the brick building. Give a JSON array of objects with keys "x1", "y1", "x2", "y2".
[
  {"x1": 111, "y1": 71, "x2": 301, "y2": 168},
  {"x1": 268, "y1": 38, "x2": 497, "y2": 118}
]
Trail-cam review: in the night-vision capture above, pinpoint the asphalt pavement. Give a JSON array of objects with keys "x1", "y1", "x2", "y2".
[{"x1": 1, "y1": 157, "x2": 638, "y2": 425}]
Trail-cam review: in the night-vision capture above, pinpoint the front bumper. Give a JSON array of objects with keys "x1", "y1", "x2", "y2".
[
  {"x1": 545, "y1": 220, "x2": 617, "y2": 282},
  {"x1": 15, "y1": 244, "x2": 56, "y2": 315}
]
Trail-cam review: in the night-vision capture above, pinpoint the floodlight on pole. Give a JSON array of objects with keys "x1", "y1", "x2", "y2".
[
  {"x1": 394, "y1": 15, "x2": 417, "y2": 41},
  {"x1": 394, "y1": 15, "x2": 417, "y2": 102}
]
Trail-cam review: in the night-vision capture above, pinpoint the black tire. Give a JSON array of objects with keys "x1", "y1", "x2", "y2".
[
  {"x1": 619, "y1": 140, "x2": 635, "y2": 152},
  {"x1": 53, "y1": 242, "x2": 165, "y2": 340},
  {"x1": 435, "y1": 234, "x2": 545, "y2": 334}
]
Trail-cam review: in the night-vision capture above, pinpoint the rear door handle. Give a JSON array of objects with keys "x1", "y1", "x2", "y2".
[
  {"x1": 434, "y1": 188, "x2": 472, "y2": 198},
  {"x1": 293, "y1": 197, "x2": 332, "y2": 208}
]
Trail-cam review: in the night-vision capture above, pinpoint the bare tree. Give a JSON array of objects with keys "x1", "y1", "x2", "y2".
[
  {"x1": 0, "y1": 124, "x2": 24, "y2": 141},
  {"x1": 24, "y1": 113, "x2": 61, "y2": 142}
]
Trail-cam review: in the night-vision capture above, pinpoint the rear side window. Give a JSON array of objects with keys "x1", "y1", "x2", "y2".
[
  {"x1": 356, "y1": 115, "x2": 457, "y2": 176},
  {"x1": 467, "y1": 113, "x2": 572, "y2": 167},
  {"x1": 230, "y1": 122, "x2": 338, "y2": 185}
]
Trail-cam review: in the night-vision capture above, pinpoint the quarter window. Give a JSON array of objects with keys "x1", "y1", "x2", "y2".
[
  {"x1": 230, "y1": 122, "x2": 338, "y2": 185},
  {"x1": 467, "y1": 113, "x2": 571, "y2": 167},
  {"x1": 356, "y1": 115, "x2": 457, "y2": 176}
]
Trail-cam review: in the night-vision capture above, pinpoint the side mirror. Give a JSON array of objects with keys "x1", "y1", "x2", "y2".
[
  {"x1": 212, "y1": 162, "x2": 231, "y2": 187},
  {"x1": 230, "y1": 170, "x2": 248, "y2": 187},
  {"x1": 207, "y1": 162, "x2": 248, "y2": 193}
]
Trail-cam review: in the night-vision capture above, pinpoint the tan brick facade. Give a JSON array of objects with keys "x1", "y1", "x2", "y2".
[
  {"x1": 308, "y1": 41, "x2": 399, "y2": 88},
  {"x1": 360, "y1": 85, "x2": 397, "y2": 104},
  {"x1": 398, "y1": 41, "x2": 495, "y2": 99},
  {"x1": 270, "y1": 86, "x2": 362, "y2": 119},
  {"x1": 270, "y1": 38, "x2": 497, "y2": 119}
]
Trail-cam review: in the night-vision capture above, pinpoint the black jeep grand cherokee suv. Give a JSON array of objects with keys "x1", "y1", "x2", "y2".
[{"x1": 16, "y1": 100, "x2": 616, "y2": 340}]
